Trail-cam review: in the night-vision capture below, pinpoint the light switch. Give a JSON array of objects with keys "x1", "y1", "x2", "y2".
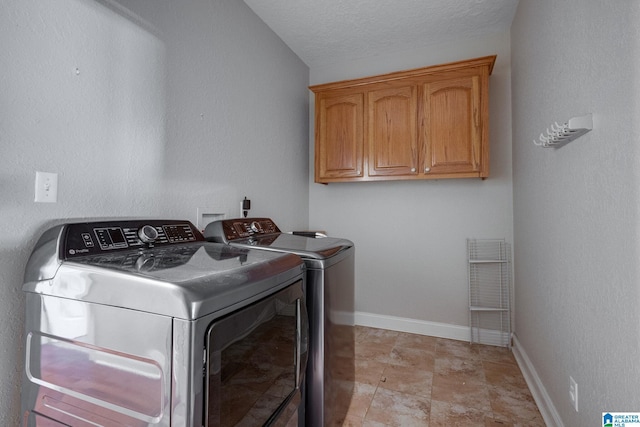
[{"x1": 35, "y1": 171, "x2": 58, "y2": 203}]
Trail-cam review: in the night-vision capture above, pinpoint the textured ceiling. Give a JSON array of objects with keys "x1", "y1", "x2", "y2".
[{"x1": 243, "y1": 0, "x2": 520, "y2": 68}]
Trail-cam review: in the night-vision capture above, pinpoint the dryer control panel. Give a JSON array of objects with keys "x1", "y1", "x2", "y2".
[
  {"x1": 61, "y1": 219, "x2": 205, "y2": 259},
  {"x1": 204, "y1": 218, "x2": 281, "y2": 243}
]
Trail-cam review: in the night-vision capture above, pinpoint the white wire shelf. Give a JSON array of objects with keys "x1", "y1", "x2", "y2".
[
  {"x1": 467, "y1": 238, "x2": 512, "y2": 348},
  {"x1": 469, "y1": 306, "x2": 509, "y2": 312},
  {"x1": 469, "y1": 259, "x2": 508, "y2": 264}
]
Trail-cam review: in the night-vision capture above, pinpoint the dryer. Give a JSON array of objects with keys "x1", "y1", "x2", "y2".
[
  {"x1": 204, "y1": 218, "x2": 355, "y2": 427},
  {"x1": 22, "y1": 219, "x2": 308, "y2": 427}
]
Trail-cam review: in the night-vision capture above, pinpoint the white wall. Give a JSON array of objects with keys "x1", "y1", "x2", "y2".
[
  {"x1": 511, "y1": 0, "x2": 640, "y2": 425},
  {"x1": 0, "y1": 0, "x2": 309, "y2": 423},
  {"x1": 309, "y1": 32, "x2": 514, "y2": 337}
]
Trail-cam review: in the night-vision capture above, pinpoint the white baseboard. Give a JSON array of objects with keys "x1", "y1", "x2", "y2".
[
  {"x1": 354, "y1": 311, "x2": 470, "y2": 342},
  {"x1": 512, "y1": 334, "x2": 564, "y2": 427}
]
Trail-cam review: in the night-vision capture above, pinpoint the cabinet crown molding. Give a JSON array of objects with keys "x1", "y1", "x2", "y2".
[{"x1": 309, "y1": 55, "x2": 496, "y2": 93}]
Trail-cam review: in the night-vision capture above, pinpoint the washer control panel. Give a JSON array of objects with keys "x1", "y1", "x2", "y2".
[
  {"x1": 204, "y1": 218, "x2": 281, "y2": 243},
  {"x1": 61, "y1": 219, "x2": 204, "y2": 259}
]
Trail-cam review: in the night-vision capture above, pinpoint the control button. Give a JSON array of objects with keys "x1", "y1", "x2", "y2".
[
  {"x1": 138, "y1": 225, "x2": 159, "y2": 244},
  {"x1": 81, "y1": 233, "x2": 94, "y2": 247},
  {"x1": 250, "y1": 221, "x2": 261, "y2": 233}
]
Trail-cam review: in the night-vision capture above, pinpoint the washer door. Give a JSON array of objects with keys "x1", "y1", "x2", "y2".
[{"x1": 205, "y1": 280, "x2": 308, "y2": 426}]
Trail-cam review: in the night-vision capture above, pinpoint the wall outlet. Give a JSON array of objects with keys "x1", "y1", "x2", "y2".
[
  {"x1": 196, "y1": 208, "x2": 225, "y2": 231},
  {"x1": 569, "y1": 376, "x2": 578, "y2": 412}
]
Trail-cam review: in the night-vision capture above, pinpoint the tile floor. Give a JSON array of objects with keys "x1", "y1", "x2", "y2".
[{"x1": 334, "y1": 326, "x2": 545, "y2": 426}]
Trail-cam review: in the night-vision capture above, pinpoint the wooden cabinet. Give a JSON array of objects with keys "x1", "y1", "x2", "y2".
[
  {"x1": 310, "y1": 56, "x2": 495, "y2": 183},
  {"x1": 368, "y1": 84, "x2": 418, "y2": 177},
  {"x1": 315, "y1": 92, "x2": 364, "y2": 180},
  {"x1": 423, "y1": 75, "x2": 484, "y2": 176}
]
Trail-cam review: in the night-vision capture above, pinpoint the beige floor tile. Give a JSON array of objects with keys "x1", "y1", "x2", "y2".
[
  {"x1": 342, "y1": 381, "x2": 378, "y2": 419},
  {"x1": 431, "y1": 374, "x2": 491, "y2": 412},
  {"x1": 488, "y1": 384, "x2": 545, "y2": 426},
  {"x1": 429, "y1": 399, "x2": 493, "y2": 427},
  {"x1": 482, "y1": 360, "x2": 527, "y2": 388},
  {"x1": 352, "y1": 357, "x2": 386, "y2": 386},
  {"x1": 365, "y1": 388, "x2": 431, "y2": 427},
  {"x1": 356, "y1": 326, "x2": 399, "y2": 347},
  {"x1": 355, "y1": 341, "x2": 395, "y2": 365},
  {"x1": 395, "y1": 332, "x2": 438, "y2": 351},
  {"x1": 478, "y1": 345, "x2": 517, "y2": 365},
  {"x1": 484, "y1": 419, "x2": 516, "y2": 426},
  {"x1": 389, "y1": 346, "x2": 436, "y2": 371},
  {"x1": 337, "y1": 413, "x2": 365, "y2": 427},
  {"x1": 379, "y1": 364, "x2": 432, "y2": 398},
  {"x1": 342, "y1": 327, "x2": 543, "y2": 427},
  {"x1": 434, "y1": 354, "x2": 484, "y2": 378},
  {"x1": 435, "y1": 338, "x2": 481, "y2": 359},
  {"x1": 326, "y1": 378, "x2": 357, "y2": 420},
  {"x1": 333, "y1": 355, "x2": 356, "y2": 381},
  {"x1": 362, "y1": 420, "x2": 392, "y2": 427}
]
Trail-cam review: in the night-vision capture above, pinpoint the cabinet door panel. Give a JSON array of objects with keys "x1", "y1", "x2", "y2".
[
  {"x1": 316, "y1": 93, "x2": 364, "y2": 181},
  {"x1": 423, "y1": 76, "x2": 481, "y2": 174},
  {"x1": 368, "y1": 86, "x2": 418, "y2": 176}
]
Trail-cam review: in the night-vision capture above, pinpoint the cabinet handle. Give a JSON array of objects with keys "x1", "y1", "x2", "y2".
[
  {"x1": 357, "y1": 170, "x2": 361, "y2": 175},
  {"x1": 410, "y1": 168, "x2": 416, "y2": 173},
  {"x1": 424, "y1": 167, "x2": 430, "y2": 173}
]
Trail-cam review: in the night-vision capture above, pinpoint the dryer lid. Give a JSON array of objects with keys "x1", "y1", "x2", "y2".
[
  {"x1": 235, "y1": 233, "x2": 352, "y2": 260},
  {"x1": 204, "y1": 217, "x2": 353, "y2": 260},
  {"x1": 23, "y1": 219, "x2": 304, "y2": 319}
]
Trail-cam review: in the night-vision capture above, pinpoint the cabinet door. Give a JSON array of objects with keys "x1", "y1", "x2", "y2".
[
  {"x1": 367, "y1": 85, "x2": 418, "y2": 177},
  {"x1": 422, "y1": 76, "x2": 483, "y2": 175},
  {"x1": 315, "y1": 93, "x2": 364, "y2": 182}
]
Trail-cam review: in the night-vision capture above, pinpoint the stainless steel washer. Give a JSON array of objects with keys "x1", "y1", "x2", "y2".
[
  {"x1": 22, "y1": 219, "x2": 308, "y2": 427},
  {"x1": 204, "y1": 218, "x2": 355, "y2": 427}
]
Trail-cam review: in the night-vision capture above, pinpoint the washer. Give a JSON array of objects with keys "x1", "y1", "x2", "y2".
[
  {"x1": 204, "y1": 217, "x2": 355, "y2": 427},
  {"x1": 22, "y1": 219, "x2": 308, "y2": 427}
]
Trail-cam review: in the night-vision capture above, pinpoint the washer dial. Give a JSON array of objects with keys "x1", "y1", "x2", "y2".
[{"x1": 138, "y1": 225, "x2": 159, "y2": 244}]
